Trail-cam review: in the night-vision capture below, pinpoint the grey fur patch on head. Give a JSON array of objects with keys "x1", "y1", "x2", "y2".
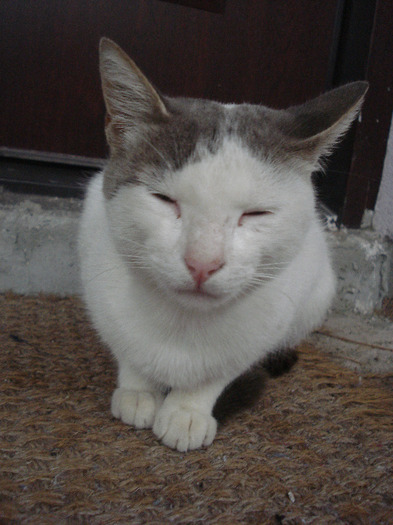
[
  {"x1": 223, "y1": 104, "x2": 288, "y2": 163},
  {"x1": 103, "y1": 96, "x2": 226, "y2": 198},
  {"x1": 103, "y1": 98, "x2": 295, "y2": 198}
]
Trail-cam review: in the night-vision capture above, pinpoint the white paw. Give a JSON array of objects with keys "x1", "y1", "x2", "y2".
[
  {"x1": 153, "y1": 406, "x2": 217, "y2": 452},
  {"x1": 111, "y1": 388, "x2": 161, "y2": 429}
]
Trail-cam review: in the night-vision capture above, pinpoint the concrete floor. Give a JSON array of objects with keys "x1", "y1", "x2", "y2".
[{"x1": 308, "y1": 305, "x2": 393, "y2": 374}]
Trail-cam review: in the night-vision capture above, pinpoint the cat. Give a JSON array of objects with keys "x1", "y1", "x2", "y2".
[{"x1": 78, "y1": 38, "x2": 368, "y2": 452}]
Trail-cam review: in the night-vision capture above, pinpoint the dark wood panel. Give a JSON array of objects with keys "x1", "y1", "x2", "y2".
[
  {"x1": 316, "y1": 0, "x2": 376, "y2": 217},
  {"x1": 342, "y1": 0, "x2": 393, "y2": 227},
  {"x1": 0, "y1": 1, "x2": 106, "y2": 158},
  {"x1": 160, "y1": 0, "x2": 226, "y2": 14},
  {"x1": 0, "y1": 0, "x2": 339, "y2": 160}
]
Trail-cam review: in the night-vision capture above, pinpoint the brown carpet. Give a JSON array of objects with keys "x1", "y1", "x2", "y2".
[{"x1": 1, "y1": 293, "x2": 392, "y2": 524}]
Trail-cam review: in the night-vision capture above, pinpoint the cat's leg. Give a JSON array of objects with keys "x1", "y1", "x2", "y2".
[
  {"x1": 153, "y1": 380, "x2": 227, "y2": 452},
  {"x1": 111, "y1": 363, "x2": 164, "y2": 429}
]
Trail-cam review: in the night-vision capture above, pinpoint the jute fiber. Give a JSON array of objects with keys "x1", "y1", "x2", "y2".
[{"x1": 1, "y1": 293, "x2": 392, "y2": 524}]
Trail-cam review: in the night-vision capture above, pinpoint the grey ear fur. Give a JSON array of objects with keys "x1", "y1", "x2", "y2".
[
  {"x1": 281, "y1": 81, "x2": 369, "y2": 168},
  {"x1": 99, "y1": 38, "x2": 168, "y2": 124}
]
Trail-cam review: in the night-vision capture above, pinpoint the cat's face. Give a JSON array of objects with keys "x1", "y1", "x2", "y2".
[
  {"x1": 107, "y1": 137, "x2": 314, "y2": 310},
  {"x1": 99, "y1": 38, "x2": 367, "y2": 310}
]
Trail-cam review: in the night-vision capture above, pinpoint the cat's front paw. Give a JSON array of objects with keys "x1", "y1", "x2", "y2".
[
  {"x1": 111, "y1": 388, "x2": 161, "y2": 429},
  {"x1": 153, "y1": 406, "x2": 217, "y2": 452}
]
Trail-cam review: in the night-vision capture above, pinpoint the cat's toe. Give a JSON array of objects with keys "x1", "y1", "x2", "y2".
[
  {"x1": 153, "y1": 407, "x2": 217, "y2": 452},
  {"x1": 111, "y1": 388, "x2": 159, "y2": 429}
]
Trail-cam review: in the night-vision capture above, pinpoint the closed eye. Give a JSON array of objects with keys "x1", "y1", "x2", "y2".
[
  {"x1": 152, "y1": 192, "x2": 181, "y2": 218},
  {"x1": 238, "y1": 210, "x2": 272, "y2": 226},
  {"x1": 243, "y1": 210, "x2": 272, "y2": 217},
  {"x1": 152, "y1": 193, "x2": 176, "y2": 204}
]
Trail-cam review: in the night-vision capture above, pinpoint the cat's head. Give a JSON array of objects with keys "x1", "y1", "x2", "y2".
[{"x1": 98, "y1": 38, "x2": 367, "y2": 310}]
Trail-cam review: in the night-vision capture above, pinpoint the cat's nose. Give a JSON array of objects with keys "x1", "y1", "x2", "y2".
[{"x1": 185, "y1": 255, "x2": 224, "y2": 287}]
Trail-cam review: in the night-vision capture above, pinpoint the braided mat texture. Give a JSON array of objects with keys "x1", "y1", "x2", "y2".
[{"x1": 1, "y1": 293, "x2": 392, "y2": 524}]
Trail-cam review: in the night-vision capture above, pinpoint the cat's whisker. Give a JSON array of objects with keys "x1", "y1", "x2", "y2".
[
  {"x1": 85, "y1": 259, "x2": 155, "y2": 284},
  {"x1": 85, "y1": 265, "x2": 126, "y2": 284},
  {"x1": 229, "y1": 263, "x2": 288, "y2": 274},
  {"x1": 118, "y1": 256, "x2": 151, "y2": 268},
  {"x1": 118, "y1": 260, "x2": 153, "y2": 271},
  {"x1": 118, "y1": 253, "x2": 147, "y2": 261},
  {"x1": 108, "y1": 233, "x2": 144, "y2": 248}
]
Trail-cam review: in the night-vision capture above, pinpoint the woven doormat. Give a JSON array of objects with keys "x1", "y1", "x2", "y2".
[{"x1": 1, "y1": 293, "x2": 392, "y2": 524}]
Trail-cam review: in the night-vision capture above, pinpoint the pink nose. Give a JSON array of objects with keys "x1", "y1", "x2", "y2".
[{"x1": 185, "y1": 255, "x2": 224, "y2": 286}]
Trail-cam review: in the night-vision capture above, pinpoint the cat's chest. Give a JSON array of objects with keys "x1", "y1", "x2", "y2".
[{"x1": 123, "y1": 274, "x2": 284, "y2": 348}]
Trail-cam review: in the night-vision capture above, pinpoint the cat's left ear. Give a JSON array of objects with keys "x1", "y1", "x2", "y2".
[
  {"x1": 99, "y1": 38, "x2": 169, "y2": 146},
  {"x1": 281, "y1": 82, "x2": 369, "y2": 170}
]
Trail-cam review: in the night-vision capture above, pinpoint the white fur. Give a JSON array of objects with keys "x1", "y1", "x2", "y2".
[{"x1": 78, "y1": 139, "x2": 335, "y2": 451}]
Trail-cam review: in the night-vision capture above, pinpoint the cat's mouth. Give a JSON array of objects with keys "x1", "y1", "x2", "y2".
[
  {"x1": 177, "y1": 287, "x2": 220, "y2": 301},
  {"x1": 177, "y1": 288, "x2": 219, "y2": 300}
]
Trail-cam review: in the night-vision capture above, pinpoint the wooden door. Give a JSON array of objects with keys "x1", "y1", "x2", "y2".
[{"x1": 0, "y1": 0, "x2": 341, "y2": 160}]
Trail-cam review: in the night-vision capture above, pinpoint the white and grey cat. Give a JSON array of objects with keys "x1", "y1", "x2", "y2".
[{"x1": 79, "y1": 38, "x2": 367, "y2": 451}]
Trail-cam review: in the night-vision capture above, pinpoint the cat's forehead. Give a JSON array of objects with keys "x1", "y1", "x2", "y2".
[
  {"x1": 166, "y1": 97, "x2": 283, "y2": 156},
  {"x1": 172, "y1": 138, "x2": 272, "y2": 206}
]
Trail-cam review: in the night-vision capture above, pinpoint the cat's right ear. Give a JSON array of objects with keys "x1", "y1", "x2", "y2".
[{"x1": 99, "y1": 38, "x2": 169, "y2": 145}]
